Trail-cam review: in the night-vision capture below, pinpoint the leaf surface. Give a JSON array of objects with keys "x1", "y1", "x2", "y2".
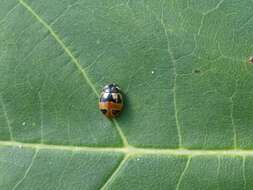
[{"x1": 1, "y1": 0, "x2": 253, "y2": 189}]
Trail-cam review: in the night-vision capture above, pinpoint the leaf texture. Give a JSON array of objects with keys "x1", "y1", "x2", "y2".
[{"x1": 1, "y1": 0, "x2": 253, "y2": 189}]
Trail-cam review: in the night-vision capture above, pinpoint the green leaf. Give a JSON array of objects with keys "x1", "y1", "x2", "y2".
[{"x1": 1, "y1": 0, "x2": 253, "y2": 189}]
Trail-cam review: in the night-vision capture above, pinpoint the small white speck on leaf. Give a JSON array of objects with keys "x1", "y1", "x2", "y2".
[
  {"x1": 249, "y1": 56, "x2": 253, "y2": 64},
  {"x1": 18, "y1": 145, "x2": 22, "y2": 148},
  {"x1": 22, "y1": 122, "x2": 26, "y2": 126},
  {"x1": 136, "y1": 158, "x2": 140, "y2": 161},
  {"x1": 151, "y1": 71, "x2": 154, "y2": 74}
]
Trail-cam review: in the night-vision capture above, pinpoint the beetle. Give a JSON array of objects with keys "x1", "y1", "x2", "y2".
[{"x1": 99, "y1": 83, "x2": 123, "y2": 118}]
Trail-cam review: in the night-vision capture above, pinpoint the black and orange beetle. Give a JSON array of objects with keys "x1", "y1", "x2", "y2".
[{"x1": 99, "y1": 83, "x2": 123, "y2": 118}]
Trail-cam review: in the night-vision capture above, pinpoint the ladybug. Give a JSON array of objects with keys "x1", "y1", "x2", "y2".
[{"x1": 99, "y1": 83, "x2": 123, "y2": 118}]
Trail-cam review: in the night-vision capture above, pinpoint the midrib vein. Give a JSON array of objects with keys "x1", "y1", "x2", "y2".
[
  {"x1": 2, "y1": 141, "x2": 253, "y2": 156},
  {"x1": 18, "y1": 0, "x2": 128, "y2": 147}
]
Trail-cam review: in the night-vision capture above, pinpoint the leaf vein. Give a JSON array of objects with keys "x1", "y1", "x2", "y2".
[
  {"x1": 176, "y1": 156, "x2": 191, "y2": 190},
  {"x1": 18, "y1": 0, "x2": 128, "y2": 147},
  {"x1": 216, "y1": 156, "x2": 221, "y2": 190},
  {"x1": 2, "y1": 141, "x2": 253, "y2": 156},
  {"x1": 242, "y1": 156, "x2": 247, "y2": 190},
  {"x1": 160, "y1": 4, "x2": 182, "y2": 148},
  {"x1": 0, "y1": 3, "x2": 19, "y2": 24},
  {"x1": 230, "y1": 96, "x2": 237, "y2": 149},
  {"x1": 18, "y1": 0, "x2": 99, "y2": 97},
  {"x1": 12, "y1": 149, "x2": 38, "y2": 190},
  {"x1": 204, "y1": 0, "x2": 225, "y2": 15},
  {"x1": 38, "y1": 92, "x2": 44, "y2": 143},
  {"x1": 99, "y1": 155, "x2": 129, "y2": 190},
  {"x1": 0, "y1": 95, "x2": 14, "y2": 141}
]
